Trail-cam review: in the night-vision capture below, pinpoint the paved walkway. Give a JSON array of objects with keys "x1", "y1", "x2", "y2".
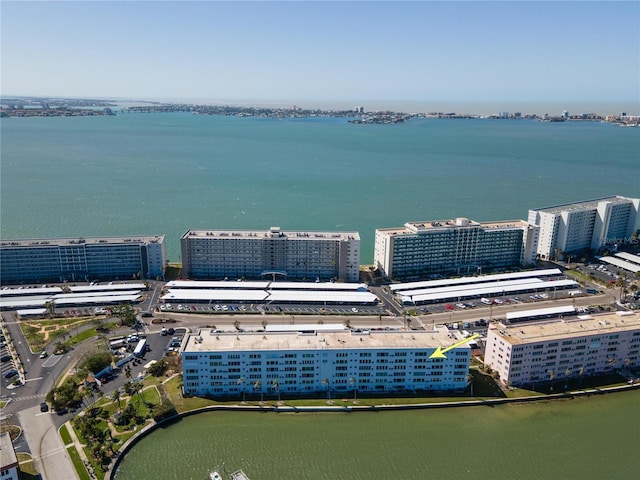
[
  {"x1": 66, "y1": 418, "x2": 98, "y2": 479},
  {"x1": 18, "y1": 405, "x2": 79, "y2": 480}
]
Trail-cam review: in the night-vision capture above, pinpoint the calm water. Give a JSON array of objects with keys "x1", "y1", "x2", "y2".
[
  {"x1": 114, "y1": 391, "x2": 640, "y2": 480},
  {"x1": 1, "y1": 114, "x2": 638, "y2": 263}
]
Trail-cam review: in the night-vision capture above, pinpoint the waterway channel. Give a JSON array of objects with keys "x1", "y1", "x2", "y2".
[{"x1": 114, "y1": 390, "x2": 639, "y2": 480}]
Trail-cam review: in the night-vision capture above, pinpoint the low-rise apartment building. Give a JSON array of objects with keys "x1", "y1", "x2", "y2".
[
  {"x1": 0, "y1": 235, "x2": 166, "y2": 284},
  {"x1": 374, "y1": 218, "x2": 539, "y2": 280},
  {"x1": 181, "y1": 227, "x2": 360, "y2": 282},
  {"x1": 181, "y1": 327, "x2": 471, "y2": 397},
  {"x1": 484, "y1": 312, "x2": 640, "y2": 387}
]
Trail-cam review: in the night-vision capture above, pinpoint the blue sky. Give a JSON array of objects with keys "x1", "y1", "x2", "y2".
[{"x1": 2, "y1": 1, "x2": 638, "y2": 113}]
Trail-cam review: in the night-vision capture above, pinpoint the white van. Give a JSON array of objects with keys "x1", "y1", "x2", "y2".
[{"x1": 481, "y1": 297, "x2": 492, "y2": 305}]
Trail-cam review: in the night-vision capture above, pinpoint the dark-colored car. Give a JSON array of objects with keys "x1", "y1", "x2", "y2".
[
  {"x1": 0, "y1": 355, "x2": 11, "y2": 363},
  {"x1": 3, "y1": 369, "x2": 18, "y2": 379},
  {"x1": 40, "y1": 402, "x2": 49, "y2": 412}
]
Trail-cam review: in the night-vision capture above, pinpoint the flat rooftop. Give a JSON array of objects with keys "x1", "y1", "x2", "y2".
[
  {"x1": 490, "y1": 311, "x2": 640, "y2": 346},
  {"x1": 182, "y1": 227, "x2": 359, "y2": 241},
  {"x1": 0, "y1": 432, "x2": 18, "y2": 469},
  {"x1": 377, "y1": 218, "x2": 530, "y2": 236},
  {"x1": 184, "y1": 327, "x2": 464, "y2": 352},
  {"x1": 532, "y1": 196, "x2": 635, "y2": 214},
  {"x1": 1, "y1": 235, "x2": 164, "y2": 247}
]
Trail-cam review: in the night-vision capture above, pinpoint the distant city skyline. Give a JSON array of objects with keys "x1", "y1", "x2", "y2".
[{"x1": 2, "y1": 1, "x2": 639, "y2": 116}]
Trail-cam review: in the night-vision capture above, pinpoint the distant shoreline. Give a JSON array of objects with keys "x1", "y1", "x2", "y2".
[{"x1": 2, "y1": 96, "x2": 638, "y2": 125}]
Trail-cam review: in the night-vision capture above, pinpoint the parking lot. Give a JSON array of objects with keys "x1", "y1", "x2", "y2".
[
  {"x1": 158, "y1": 302, "x2": 387, "y2": 316},
  {"x1": 0, "y1": 330, "x2": 20, "y2": 386}
]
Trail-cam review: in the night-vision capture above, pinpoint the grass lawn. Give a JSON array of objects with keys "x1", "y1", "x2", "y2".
[
  {"x1": 164, "y1": 264, "x2": 182, "y2": 280},
  {"x1": 0, "y1": 400, "x2": 8, "y2": 408},
  {"x1": 0, "y1": 424, "x2": 21, "y2": 441},
  {"x1": 164, "y1": 374, "x2": 515, "y2": 411},
  {"x1": 19, "y1": 317, "x2": 117, "y2": 352},
  {"x1": 519, "y1": 372, "x2": 630, "y2": 394},
  {"x1": 82, "y1": 446, "x2": 106, "y2": 480},
  {"x1": 68, "y1": 323, "x2": 117, "y2": 347},
  {"x1": 59, "y1": 424, "x2": 73, "y2": 446},
  {"x1": 17, "y1": 452, "x2": 39, "y2": 477},
  {"x1": 67, "y1": 445, "x2": 92, "y2": 480},
  {"x1": 114, "y1": 429, "x2": 140, "y2": 445},
  {"x1": 141, "y1": 374, "x2": 167, "y2": 389}
]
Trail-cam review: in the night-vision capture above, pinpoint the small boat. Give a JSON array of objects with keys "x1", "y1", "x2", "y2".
[{"x1": 209, "y1": 468, "x2": 251, "y2": 480}]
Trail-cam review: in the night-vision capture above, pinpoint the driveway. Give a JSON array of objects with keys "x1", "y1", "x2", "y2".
[{"x1": 18, "y1": 405, "x2": 78, "y2": 480}]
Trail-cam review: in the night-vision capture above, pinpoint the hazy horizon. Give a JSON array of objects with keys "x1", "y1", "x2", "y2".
[{"x1": 2, "y1": 94, "x2": 637, "y2": 117}]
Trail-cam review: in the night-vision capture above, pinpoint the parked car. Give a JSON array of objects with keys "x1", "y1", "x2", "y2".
[{"x1": 3, "y1": 369, "x2": 18, "y2": 379}]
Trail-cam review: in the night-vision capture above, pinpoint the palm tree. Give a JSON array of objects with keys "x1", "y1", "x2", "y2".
[
  {"x1": 616, "y1": 274, "x2": 628, "y2": 302},
  {"x1": 578, "y1": 365, "x2": 585, "y2": 388},
  {"x1": 253, "y1": 380, "x2": 262, "y2": 403},
  {"x1": 348, "y1": 377, "x2": 357, "y2": 402},
  {"x1": 111, "y1": 389, "x2": 122, "y2": 413},
  {"x1": 272, "y1": 379, "x2": 280, "y2": 403},
  {"x1": 237, "y1": 377, "x2": 246, "y2": 403},
  {"x1": 45, "y1": 300, "x2": 56, "y2": 318},
  {"x1": 135, "y1": 382, "x2": 145, "y2": 403},
  {"x1": 321, "y1": 378, "x2": 331, "y2": 401}
]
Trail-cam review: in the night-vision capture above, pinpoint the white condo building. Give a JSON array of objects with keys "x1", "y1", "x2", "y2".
[
  {"x1": 181, "y1": 227, "x2": 360, "y2": 282},
  {"x1": 182, "y1": 327, "x2": 471, "y2": 397},
  {"x1": 484, "y1": 312, "x2": 640, "y2": 387},
  {"x1": 374, "y1": 218, "x2": 539, "y2": 280},
  {"x1": 528, "y1": 196, "x2": 640, "y2": 260},
  {"x1": 0, "y1": 235, "x2": 166, "y2": 284},
  {"x1": 0, "y1": 432, "x2": 19, "y2": 480}
]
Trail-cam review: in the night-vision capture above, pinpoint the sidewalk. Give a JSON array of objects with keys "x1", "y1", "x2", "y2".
[{"x1": 65, "y1": 418, "x2": 98, "y2": 480}]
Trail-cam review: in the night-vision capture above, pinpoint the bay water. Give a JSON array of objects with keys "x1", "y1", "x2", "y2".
[
  {"x1": 114, "y1": 390, "x2": 639, "y2": 480},
  {"x1": 1, "y1": 114, "x2": 638, "y2": 263}
]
